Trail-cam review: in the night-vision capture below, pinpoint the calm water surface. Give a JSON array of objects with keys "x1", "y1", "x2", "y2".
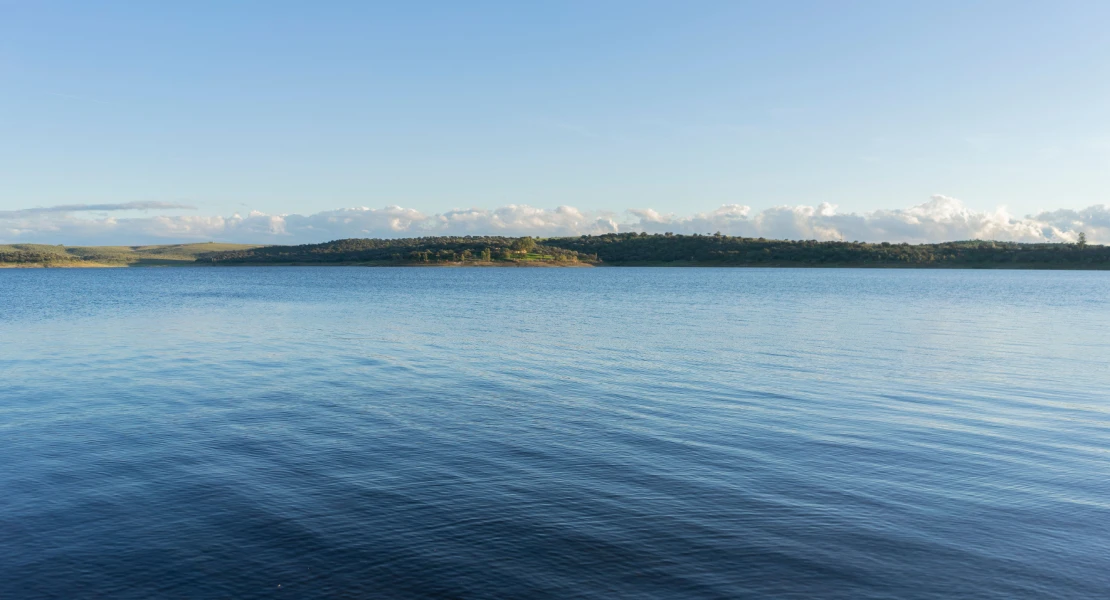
[{"x1": 1, "y1": 267, "x2": 1108, "y2": 599}]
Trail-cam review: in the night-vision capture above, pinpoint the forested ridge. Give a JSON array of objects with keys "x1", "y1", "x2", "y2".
[
  {"x1": 2, "y1": 234, "x2": 1107, "y2": 268},
  {"x1": 545, "y1": 233, "x2": 1110, "y2": 268},
  {"x1": 196, "y1": 236, "x2": 588, "y2": 264},
  {"x1": 194, "y1": 233, "x2": 1109, "y2": 269}
]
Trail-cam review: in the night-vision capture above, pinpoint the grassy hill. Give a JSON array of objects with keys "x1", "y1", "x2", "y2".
[
  {"x1": 0, "y1": 242, "x2": 261, "y2": 267},
  {"x1": 195, "y1": 236, "x2": 589, "y2": 265}
]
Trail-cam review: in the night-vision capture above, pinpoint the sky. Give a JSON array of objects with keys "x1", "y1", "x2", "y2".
[{"x1": 2, "y1": 0, "x2": 1108, "y2": 244}]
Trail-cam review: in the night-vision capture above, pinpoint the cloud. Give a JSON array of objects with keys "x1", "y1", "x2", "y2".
[
  {"x1": 623, "y1": 196, "x2": 1109, "y2": 244},
  {"x1": 0, "y1": 201, "x2": 196, "y2": 218},
  {"x1": 1, "y1": 196, "x2": 1107, "y2": 246}
]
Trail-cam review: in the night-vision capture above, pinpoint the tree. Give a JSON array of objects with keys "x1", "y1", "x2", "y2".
[
  {"x1": 1078, "y1": 232, "x2": 1087, "y2": 247},
  {"x1": 511, "y1": 237, "x2": 536, "y2": 253}
]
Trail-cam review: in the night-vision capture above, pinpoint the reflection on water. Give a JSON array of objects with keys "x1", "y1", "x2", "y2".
[{"x1": 1, "y1": 267, "x2": 1108, "y2": 598}]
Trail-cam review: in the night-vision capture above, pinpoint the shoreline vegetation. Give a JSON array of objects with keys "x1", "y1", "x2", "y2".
[{"x1": 2, "y1": 234, "x2": 1108, "y2": 269}]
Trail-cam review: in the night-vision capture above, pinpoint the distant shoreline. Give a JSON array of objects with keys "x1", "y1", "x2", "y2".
[
  {"x1": 3, "y1": 235, "x2": 1108, "y2": 270},
  {"x1": 5, "y1": 261, "x2": 1110, "y2": 271}
]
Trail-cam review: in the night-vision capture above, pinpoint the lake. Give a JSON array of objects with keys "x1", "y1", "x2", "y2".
[{"x1": 1, "y1": 267, "x2": 1108, "y2": 599}]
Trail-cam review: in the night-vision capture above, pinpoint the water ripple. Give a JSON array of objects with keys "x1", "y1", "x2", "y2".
[{"x1": 1, "y1": 268, "x2": 1108, "y2": 598}]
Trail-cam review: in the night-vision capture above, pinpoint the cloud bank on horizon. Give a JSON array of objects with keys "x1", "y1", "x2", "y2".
[
  {"x1": 1, "y1": 196, "x2": 1107, "y2": 246},
  {"x1": 0, "y1": 201, "x2": 197, "y2": 219}
]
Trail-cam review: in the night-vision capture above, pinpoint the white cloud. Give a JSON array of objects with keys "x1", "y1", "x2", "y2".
[
  {"x1": 623, "y1": 196, "x2": 1108, "y2": 244},
  {"x1": 1, "y1": 196, "x2": 1107, "y2": 246},
  {"x1": 0, "y1": 201, "x2": 195, "y2": 218}
]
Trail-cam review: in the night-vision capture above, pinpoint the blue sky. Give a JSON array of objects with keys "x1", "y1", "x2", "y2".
[{"x1": 1, "y1": 1, "x2": 1108, "y2": 243}]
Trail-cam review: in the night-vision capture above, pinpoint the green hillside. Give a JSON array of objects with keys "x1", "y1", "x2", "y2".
[{"x1": 0, "y1": 242, "x2": 261, "y2": 267}]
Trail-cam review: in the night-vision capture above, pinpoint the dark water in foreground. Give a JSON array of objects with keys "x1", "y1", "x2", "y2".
[{"x1": 1, "y1": 267, "x2": 1108, "y2": 599}]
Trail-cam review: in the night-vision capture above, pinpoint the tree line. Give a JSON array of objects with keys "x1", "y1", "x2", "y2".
[
  {"x1": 545, "y1": 233, "x2": 1109, "y2": 268},
  {"x1": 196, "y1": 236, "x2": 592, "y2": 264},
  {"x1": 195, "y1": 232, "x2": 1109, "y2": 268},
  {"x1": 4, "y1": 234, "x2": 1107, "y2": 268}
]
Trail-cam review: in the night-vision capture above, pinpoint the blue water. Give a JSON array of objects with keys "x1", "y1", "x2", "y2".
[{"x1": 1, "y1": 267, "x2": 1108, "y2": 599}]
